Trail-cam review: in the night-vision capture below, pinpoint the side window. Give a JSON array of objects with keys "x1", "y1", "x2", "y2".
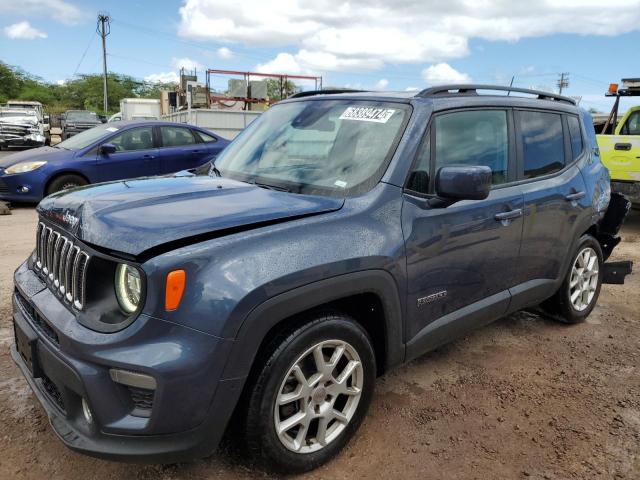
[
  {"x1": 160, "y1": 126, "x2": 197, "y2": 147},
  {"x1": 621, "y1": 111, "x2": 640, "y2": 135},
  {"x1": 567, "y1": 115, "x2": 584, "y2": 161},
  {"x1": 108, "y1": 127, "x2": 154, "y2": 152},
  {"x1": 406, "y1": 133, "x2": 430, "y2": 194},
  {"x1": 517, "y1": 111, "x2": 564, "y2": 178},
  {"x1": 435, "y1": 110, "x2": 509, "y2": 185},
  {"x1": 195, "y1": 130, "x2": 218, "y2": 143}
]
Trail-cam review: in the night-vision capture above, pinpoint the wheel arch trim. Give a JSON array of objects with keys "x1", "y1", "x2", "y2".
[{"x1": 220, "y1": 269, "x2": 405, "y2": 380}]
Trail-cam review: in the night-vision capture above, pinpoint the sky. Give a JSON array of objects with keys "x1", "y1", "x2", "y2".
[{"x1": 1, "y1": 0, "x2": 640, "y2": 113}]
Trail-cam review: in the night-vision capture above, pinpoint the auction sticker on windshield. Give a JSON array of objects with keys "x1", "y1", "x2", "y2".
[{"x1": 339, "y1": 107, "x2": 396, "y2": 123}]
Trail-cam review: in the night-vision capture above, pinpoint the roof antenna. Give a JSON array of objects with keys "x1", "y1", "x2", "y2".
[{"x1": 507, "y1": 76, "x2": 514, "y2": 96}]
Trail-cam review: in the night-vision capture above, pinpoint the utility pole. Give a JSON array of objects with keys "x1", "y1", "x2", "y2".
[
  {"x1": 97, "y1": 13, "x2": 110, "y2": 113},
  {"x1": 557, "y1": 72, "x2": 569, "y2": 95}
]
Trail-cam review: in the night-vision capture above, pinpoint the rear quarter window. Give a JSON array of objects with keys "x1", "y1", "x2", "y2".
[{"x1": 567, "y1": 115, "x2": 583, "y2": 161}]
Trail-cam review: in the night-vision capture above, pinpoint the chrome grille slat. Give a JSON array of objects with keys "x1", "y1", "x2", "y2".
[
  {"x1": 48, "y1": 232, "x2": 60, "y2": 281},
  {"x1": 35, "y1": 223, "x2": 44, "y2": 269},
  {"x1": 32, "y1": 222, "x2": 90, "y2": 311},
  {"x1": 46, "y1": 227, "x2": 54, "y2": 275},
  {"x1": 65, "y1": 246, "x2": 78, "y2": 302}
]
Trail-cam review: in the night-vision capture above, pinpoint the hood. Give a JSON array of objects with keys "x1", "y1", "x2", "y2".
[
  {"x1": 0, "y1": 116, "x2": 38, "y2": 126},
  {"x1": 0, "y1": 146, "x2": 72, "y2": 169},
  {"x1": 37, "y1": 175, "x2": 344, "y2": 257}
]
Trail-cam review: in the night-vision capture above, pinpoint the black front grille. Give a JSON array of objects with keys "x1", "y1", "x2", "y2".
[
  {"x1": 0, "y1": 178, "x2": 8, "y2": 194},
  {"x1": 128, "y1": 386, "x2": 154, "y2": 416},
  {"x1": 41, "y1": 374, "x2": 65, "y2": 412},
  {"x1": 15, "y1": 290, "x2": 59, "y2": 346},
  {"x1": 34, "y1": 222, "x2": 90, "y2": 310}
]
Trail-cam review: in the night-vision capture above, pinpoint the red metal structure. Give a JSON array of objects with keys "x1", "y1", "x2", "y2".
[{"x1": 205, "y1": 69, "x2": 323, "y2": 109}]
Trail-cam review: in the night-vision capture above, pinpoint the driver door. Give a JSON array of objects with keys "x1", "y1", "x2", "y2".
[
  {"x1": 402, "y1": 108, "x2": 523, "y2": 359},
  {"x1": 96, "y1": 126, "x2": 160, "y2": 182}
]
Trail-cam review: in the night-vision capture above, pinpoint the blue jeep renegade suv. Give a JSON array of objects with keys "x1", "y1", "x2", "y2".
[{"x1": 11, "y1": 85, "x2": 631, "y2": 473}]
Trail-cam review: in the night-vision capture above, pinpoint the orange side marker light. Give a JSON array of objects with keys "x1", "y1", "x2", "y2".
[{"x1": 165, "y1": 269, "x2": 186, "y2": 311}]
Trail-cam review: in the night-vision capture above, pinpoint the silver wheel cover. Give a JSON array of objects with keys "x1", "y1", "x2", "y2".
[
  {"x1": 274, "y1": 339, "x2": 364, "y2": 453},
  {"x1": 569, "y1": 246, "x2": 599, "y2": 312}
]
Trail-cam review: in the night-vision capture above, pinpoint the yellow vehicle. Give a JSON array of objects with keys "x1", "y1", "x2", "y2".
[{"x1": 597, "y1": 78, "x2": 640, "y2": 203}]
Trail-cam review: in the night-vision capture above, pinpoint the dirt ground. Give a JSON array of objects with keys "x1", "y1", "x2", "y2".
[{"x1": 0, "y1": 202, "x2": 638, "y2": 480}]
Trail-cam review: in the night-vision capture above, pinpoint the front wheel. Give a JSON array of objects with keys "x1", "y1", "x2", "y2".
[
  {"x1": 46, "y1": 174, "x2": 88, "y2": 196},
  {"x1": 543, "y1": 234, "x2": 603, "y2": 323},
  {"x1": 241, "y1": 313, "x2": 376, "y2": 473}
]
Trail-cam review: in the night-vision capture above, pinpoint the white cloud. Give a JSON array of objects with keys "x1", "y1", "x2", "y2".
[
  {"x1": 178, "y1": 0, "x2": 640, "y2": 73},
  {"x1": 56, "y1": 79, "x2": 66, "y2": 85},
  {"x1": 216, "y1": 47, "x2": 233, "y2": 59},
  {"x1": 145, "y1": 72, "x2": 180, "y2": 84},
  {"x1": 256, "y1": 53, "x2": 303, "y2": 74},
  {"x1": 171, "y1": 57, "x2": 204, "y2": 72},
  {"x1": 4, "y1": 21, "x2": 47, "y2": 40},
  {"x1": 422, "y1": 63, "x2": 472, "y2": 85},
  {"x1": 0, "y1": 0, "x2": 83, "y2": 25},
  {"x1": 375, "y1": 78, "x2": 389, "y2": 90},
  {"x1": 405, "y1": 86, "x2": 420, "y2": 92}
]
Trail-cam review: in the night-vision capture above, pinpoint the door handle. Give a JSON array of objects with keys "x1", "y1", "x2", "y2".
[
  {"x1": 565, "y1": 191, "x2": 585, "y2": 201},
  {"x1": 494, "y1": 209, "x2": 523, "y2": 223},
  {"x1": 143, "y1": 154, "x2": 155, "y2": 159},
  {"x1": 614, "y1": 143, "x2": 632, "y2": 151}
]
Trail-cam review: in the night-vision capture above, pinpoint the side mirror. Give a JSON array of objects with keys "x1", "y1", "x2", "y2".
[
  {"x1": 100, "y1": 143, "x2": 117, "y2": 155},
  {"x1": 435, "y1": 165, "x2": 492, "y2": 201}
]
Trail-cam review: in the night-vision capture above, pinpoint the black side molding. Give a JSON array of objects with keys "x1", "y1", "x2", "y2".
[{"x1": 602, "y1": 261, "x2": 633, "y2": 285}]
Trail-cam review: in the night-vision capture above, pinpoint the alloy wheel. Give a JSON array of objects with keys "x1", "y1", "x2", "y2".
[
  {"x1": 569, "y1": 247, "x2": 599, "y2": 312},
  {"x1": 274, "y1": 339, "x2": 364, "y2": 453}
]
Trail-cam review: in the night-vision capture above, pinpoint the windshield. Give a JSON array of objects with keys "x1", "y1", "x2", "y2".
[
  {"x1": 66, "y1": 111, "x2": 99, "y2": 122},
  {"x1": 216, "y1": 100, "x2": 409, "y2": 195},
  {"x1": 56, "y1": 124, "x2": 119, "y2": 150}
]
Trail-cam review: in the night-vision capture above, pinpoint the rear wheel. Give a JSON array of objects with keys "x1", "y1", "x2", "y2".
[
  {"x1": 241, "y1": 313, "x2": 376, "y2": 473},
  {"x1": 46, "y1": 174, "x2": 88, "y2": 196},
  {"x1": 543, "y1": 234, "x2": 603, "y2": 323}
]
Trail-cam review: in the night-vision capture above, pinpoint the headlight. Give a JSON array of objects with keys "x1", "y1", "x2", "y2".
[
  {"x1": 5, "y1": 161, "x2": 47, "y2": 175},
  {"x1": 115, "y1": 263, "x2": 142, "y2": 314}
]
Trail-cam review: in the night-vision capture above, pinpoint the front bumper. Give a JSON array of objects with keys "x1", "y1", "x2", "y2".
[
  {"x1": 11, "y1": 261, "x2": 243, "y2": 463},
  {"x1": 0, "y1": 134, "x2": 46, "y2": 148},
  {"x1": 0, "y1": 173, "x2": 44, "y2": 202}
]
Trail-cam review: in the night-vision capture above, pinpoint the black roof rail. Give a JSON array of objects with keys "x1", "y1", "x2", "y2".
[
  {"x1": 416, "y1": 84, "x2": 576, "y2": 105},
  {"x1": 288, "y1": 89, "x2": 368, "y2": 99}
]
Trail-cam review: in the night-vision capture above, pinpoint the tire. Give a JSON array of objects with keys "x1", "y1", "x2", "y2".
[
  {"x1": 240, "y1": 312, "x2": 376, "y2": 473},
  {"x1": 46, "y1": 174, "x2": 88, "y2": 195},
  {"x1": 543, "y1": 234, "x2": 604, "y2": 323}
]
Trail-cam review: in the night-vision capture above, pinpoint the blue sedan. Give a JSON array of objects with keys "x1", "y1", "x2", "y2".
[{"x1": 0, "y1": 120, "x2": 229, "y2": 202}]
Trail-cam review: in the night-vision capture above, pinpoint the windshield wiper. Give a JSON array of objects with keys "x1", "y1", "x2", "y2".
[{"x1": 251, "y1": 180, "x2": 291, "y2": 193}]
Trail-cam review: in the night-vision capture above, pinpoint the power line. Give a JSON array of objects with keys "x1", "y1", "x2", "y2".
[{"x1": 72, "y1": 31, "x2": 96, "y2": 76}]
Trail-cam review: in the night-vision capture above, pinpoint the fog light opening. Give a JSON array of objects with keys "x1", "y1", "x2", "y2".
[
  {"x1": 82, "y1": 397, "x2": 93, "y2": 424},
  {"x1": 19, "y1": 186, "x2": 30, "y2": 193}
]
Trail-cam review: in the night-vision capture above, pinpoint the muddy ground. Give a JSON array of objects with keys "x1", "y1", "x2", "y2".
[{"x1": 0, "y1": 203, "x2": 638, "y2": 480}]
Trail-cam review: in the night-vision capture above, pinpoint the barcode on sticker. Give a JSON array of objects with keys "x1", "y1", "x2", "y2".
[{"x1": 339, "y1": 107, "x2": 396, "y2": 123}]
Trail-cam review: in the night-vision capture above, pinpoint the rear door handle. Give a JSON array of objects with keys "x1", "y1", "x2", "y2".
[
  {"x1": 614, "y1": 143, "x2": 632, "y2": 151},
  {"x1": 143, "y1": 154, "x2": 155, "y2": 159},
  {"x1": 494, "y1": 209, "x2": 523, "y2": 223},
  {"x1": 565, "y1": 191, "x2": 585, "y2": 201}
]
